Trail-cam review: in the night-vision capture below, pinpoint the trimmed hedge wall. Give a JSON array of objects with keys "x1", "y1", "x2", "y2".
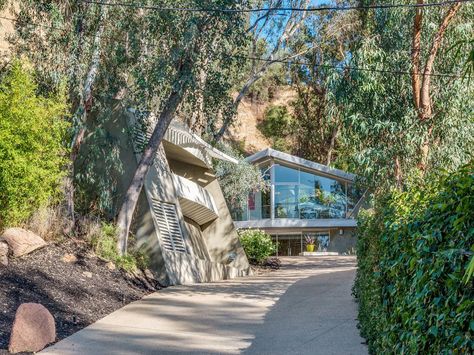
[{"x1": 354, "y1": 163, "x2": 474, "y2": 353}]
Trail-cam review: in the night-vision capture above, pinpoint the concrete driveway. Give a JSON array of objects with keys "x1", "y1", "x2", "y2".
[{"x1": 42, "y1": 257, "x2": 367, "y2": 355}]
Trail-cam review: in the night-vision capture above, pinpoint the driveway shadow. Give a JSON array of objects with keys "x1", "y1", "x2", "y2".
[
  {"x1": 42, "y1": 257, "x2": 365, "y2": 355},
  {"x1": 243, "y1": 269, "x2": 367, "y2": 355}
]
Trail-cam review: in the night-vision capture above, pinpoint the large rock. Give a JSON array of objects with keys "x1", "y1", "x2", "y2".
[
  {"x1": 0, "y1": 240, "x2": 8, "y2": 266},
  {"x1": 8, "y1": 303, "x2": 56, "y2": 353},
  {"x1": 1, "y1": 228, "x2": 46, "y2": 258}
]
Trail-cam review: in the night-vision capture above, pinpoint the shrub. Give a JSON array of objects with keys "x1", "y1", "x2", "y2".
[
  {"x1": 214, "y1": 145, "x2": 269, "y2": 213},
  {"x1": 354, "y1": 163, "x2": 474, "y2": 354},
  {"x1": 239, "y1": 229, "x2": 276, "y2": 264},
  {"x1": 90, "y1": 222, "x2": 149, "y2": 272},
  {"x1": 0, "y1": 61, "x2": 68, "y2": 228},
  {"x1": 258, "y1": 105, "x2": 293, "y2": 139}
]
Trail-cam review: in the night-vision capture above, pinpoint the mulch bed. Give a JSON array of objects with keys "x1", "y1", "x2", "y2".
[
  {"x1": 250, "y1": 257, "x2": 281, "y2": 276},
  {"x1": 0, "y1": 239, "x2": 159, "y2": 354}
]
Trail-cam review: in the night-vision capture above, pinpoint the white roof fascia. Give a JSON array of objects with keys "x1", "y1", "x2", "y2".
[{"x1": 245, "y1": 148, "x2": 356, "y2": 182}]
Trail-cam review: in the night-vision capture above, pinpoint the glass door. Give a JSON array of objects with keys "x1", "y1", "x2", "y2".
[{"x1": 275, "y1": 234, "x2": 303, "y2": 256}]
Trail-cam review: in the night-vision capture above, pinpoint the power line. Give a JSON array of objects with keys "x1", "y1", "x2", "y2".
[
  {"x1": 79, "y1": 0, "x2": 473, "y2": 13},
  {"x1": 230, "y1": 55, "x2": 461, "y2": 78},
  {"x1": 0, "y1": 15, "x2": 463, "y2": 78}
]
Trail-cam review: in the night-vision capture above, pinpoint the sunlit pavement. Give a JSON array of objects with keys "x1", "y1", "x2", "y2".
[{"x1": 42, "y1": 256, "x2": 367, "y2": 355}]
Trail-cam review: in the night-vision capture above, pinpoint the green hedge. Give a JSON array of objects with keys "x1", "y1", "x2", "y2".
[{"x1": 354, "y1": 163, "x2": 474, "y2": 354}]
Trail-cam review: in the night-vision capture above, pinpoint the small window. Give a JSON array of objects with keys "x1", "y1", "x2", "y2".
[{"x1": 151, "y1": 199, "x2": 187, "y2": 253}]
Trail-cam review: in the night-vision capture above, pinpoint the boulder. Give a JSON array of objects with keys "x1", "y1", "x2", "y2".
[
  {"x1": 8, "y1": 303, "x2": 56, "y2": 353},
  {"x1": 1, "y1": 228, "x2": 46, "y2": 258},
  {"x1": 0, "y1": 240, "x2": 8, "y2": 266}
]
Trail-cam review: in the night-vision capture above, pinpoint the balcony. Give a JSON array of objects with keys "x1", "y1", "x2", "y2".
[{"x1": 172, "y1": 174, "x2": 218, "y2": 226}]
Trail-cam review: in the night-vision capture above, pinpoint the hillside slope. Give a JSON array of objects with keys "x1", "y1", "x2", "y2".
[
  {"x1": 0, "y1": 4, "x2": 16, "y2": 57},
  {"x1": 226, "y1": 88, "x2": 296, "y2": 155}
]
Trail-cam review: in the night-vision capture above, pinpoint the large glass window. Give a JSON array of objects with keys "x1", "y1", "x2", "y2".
[
  {"x1": 233, "y1": 163, "x2": 357, "y2": 221},
  {"x1": 273, "y1": 164, "x2": 350, "y2": 220},
  {"x1": 247, "y1": 190, "x2": 271, "y2": 219},
  {"x1": 347, "y1": 183, "x2": 363, "y2": 215},
  {"x1": 274, "y1": 185, "x2": 299, "y2": 218},
  {"x1": 248, "y1": 191, "x2": 262, "y2": 220}
]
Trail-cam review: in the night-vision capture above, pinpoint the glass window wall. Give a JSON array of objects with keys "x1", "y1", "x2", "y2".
[
  {"x1": 232, "y1": 162, "x2": 359, "y2": 221},
  {"x1": 274, "y1": 185, "x2": 299, "y2": 218},
  {"x1": 247, "y1": 190, "x2": 271, "y2": 220},
  {"x1": 273, "y1": 164, "x2": 350, "y2": 220}
]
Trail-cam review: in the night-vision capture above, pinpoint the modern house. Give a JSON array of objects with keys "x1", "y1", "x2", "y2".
[
  {"x1": 233, "y1": 148, "x2": 364, "y2": 256},
  {"x1": 99, "y1": 105, "x2": 251, "y2": 285}
]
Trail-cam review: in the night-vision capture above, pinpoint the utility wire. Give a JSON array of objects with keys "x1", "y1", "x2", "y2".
[
  {"x1": 229, "y1": 55, "x2": 462, "y2": 78},
  {"x1": 79, "y1": 0, "x2": 473, "y2": 13},
  {"x1": 0, "y1": 15, "x2": 463, "y2": 78}
]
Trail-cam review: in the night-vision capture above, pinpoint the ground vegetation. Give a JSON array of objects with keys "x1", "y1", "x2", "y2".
[
  {"x1": 238, "y1": 229, "x2": 276, "y2": 264},
  {"x1": 0, "y1": 61, "x2": 68, "y2": 228}
]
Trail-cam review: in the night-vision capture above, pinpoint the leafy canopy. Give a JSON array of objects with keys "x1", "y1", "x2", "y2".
[{"x1": 214, "y1": 145, "x2": 269, "y2": 213}]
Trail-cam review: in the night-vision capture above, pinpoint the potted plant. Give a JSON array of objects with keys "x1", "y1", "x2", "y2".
[{"x1": 304, "y1": 235, "x2": 316, "y2": 252}]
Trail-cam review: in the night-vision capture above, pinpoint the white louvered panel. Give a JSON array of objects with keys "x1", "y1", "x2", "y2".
[
  {"x1": 151, "y1": 199, "x2": 187, "y2": 253},
  {"x1": 132, "y1": 125, "x2": 170, "y2": 171},
  {"x1": 132, "y1": 128, "x2": 148, "y2": 153}
]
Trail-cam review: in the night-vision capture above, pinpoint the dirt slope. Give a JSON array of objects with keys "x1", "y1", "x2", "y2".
[
  {"x1": 227, "y1": 88, "x2": 296, "y2": 154},
  {"x1": 0, "y1": 3, "x2": 16, "y2": 57}
]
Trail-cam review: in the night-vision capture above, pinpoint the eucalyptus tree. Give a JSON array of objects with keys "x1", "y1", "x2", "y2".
[
  {"x1": 10, "y1": 0, "x2": 124, "y2": 230},
  {"x1": 9, "y1": 0, "x2": 249, "y2": 252},
  {"x1": 115, "y1": 1, "x2": 249, "y2": 255},
  {"x1": 334, "y1": 1, "x2": 474, "y2": 189},
  {"x1": 410, "y1": 0, "x2": 464, "y2": 170},
  {"x1": 287, "y1": 6, "x2": 360, "y2": 165},
  {"x1": 212, "y1": 0, "x2": 312, "y2": 142}
]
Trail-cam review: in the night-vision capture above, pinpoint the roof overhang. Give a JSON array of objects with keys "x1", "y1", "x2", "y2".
[
  {"x1": 126, "y1": 109, "x2": 238, "y2": 168},
  {"x1": 166, "y1": 120, "x2": 238, "y2": 165},
  {"x1": 246, "y1": 148, "x2": 356, "y2": 182}
]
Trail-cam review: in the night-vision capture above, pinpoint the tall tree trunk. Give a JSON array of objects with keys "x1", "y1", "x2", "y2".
[
  {"x1": 411, "y1": 0, "x2": 423, "y2": 110},
  {"x1": 213, "y1": 2, "x2": 310, "y2": 143},
  {"x1": 326, "y1": 123, "x2": 340, "y2": 166},
  {"x1": 64, "y1": 6, "x2": 107, "y2": 234},
  {"x1": 410, "y1": 2, "x2": 462, "y2": 175},
  {"x1": 394, "y1": 156, "x2": 403, "y2": 189},
  {"x1": 419, "y1": 3, "x2": 461, "y2": 121},
  {"x1": 189, "y1": 65, "x2": 208, "y2": 135},
  {"x1": 116, "y1": 59, "x2": 193, "y2": 255},
  {"x1": 213, "y1": 67, "x2": 266, "y2": 142},
  {"x1": 420, "y1": 124, "x2": 434, "y2": 171}
]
